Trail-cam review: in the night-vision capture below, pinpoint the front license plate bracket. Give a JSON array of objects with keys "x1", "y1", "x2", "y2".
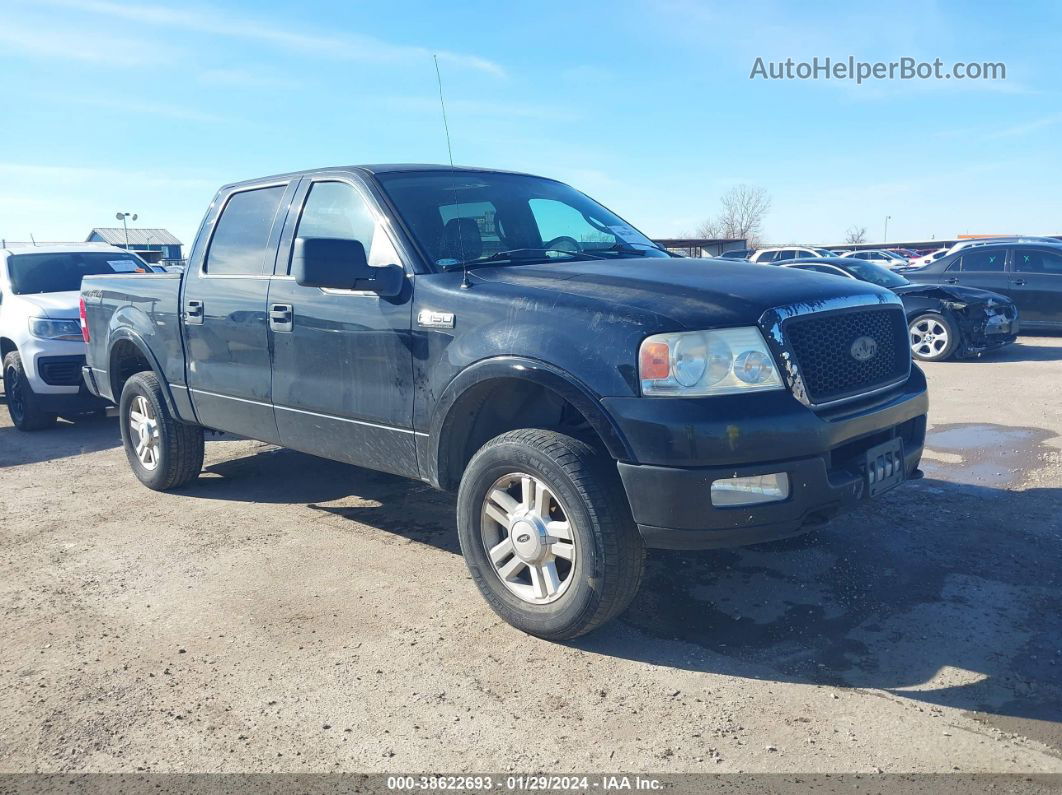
[{"x1": 863, "y1": 437, "x2": 905, "y2": 497}]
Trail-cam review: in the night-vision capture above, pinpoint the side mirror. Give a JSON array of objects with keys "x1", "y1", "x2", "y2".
[{"x1": 292, "y1": 237, "x2": 404, "y2": 297}]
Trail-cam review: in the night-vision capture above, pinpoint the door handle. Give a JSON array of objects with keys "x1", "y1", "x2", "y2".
[
  {"x1": 944, "y1": 277, "x2": 959, "y2": 284},
  {"x1": 269, "y1": 303, "x2": 293, "y2": 332},
  {"x1": 1011, "y1": 279, "x2": 1026, "y2": 286},
  {"x1": 185, "y1": 300, "x2": 204, "y2": 324}
]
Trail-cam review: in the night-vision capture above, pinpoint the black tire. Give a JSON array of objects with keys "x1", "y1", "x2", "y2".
[
  {"x1": 119, "y1": 371, "x2": 204, "y2": 490},
  {"x1": 3, "y1": 351, "x2": 58, "y2": 431},
  {"x1": 457, "y1": 429, "x2": 645, "y2": 640},
  {"x1": 909, "y1": 313, "x2": 959, "y2": 362}
]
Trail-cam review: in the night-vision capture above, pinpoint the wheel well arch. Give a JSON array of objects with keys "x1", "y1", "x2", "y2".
[
  {"x1": 0, "y1": 337, "x2": 16, "y2": 358},
  {"x1": 430, "y1": 359, "x2": 632, "y2": 491},
  {"x1": 106, "y1": 333, "x2": 178, "y2": 415}
]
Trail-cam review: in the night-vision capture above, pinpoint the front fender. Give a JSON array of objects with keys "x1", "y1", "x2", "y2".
[{"x1": 427, "y1": 355, "x2": 635, "y2": 489}]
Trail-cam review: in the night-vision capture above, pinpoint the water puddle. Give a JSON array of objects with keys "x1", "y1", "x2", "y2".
[{"x1": 921, "y1": 423, "x2": 1050, "y2": 488}]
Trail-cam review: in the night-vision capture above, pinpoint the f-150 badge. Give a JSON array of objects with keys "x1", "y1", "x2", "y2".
[{"x1": 418, "y1": 309, "x2": 455, "y2": 329}]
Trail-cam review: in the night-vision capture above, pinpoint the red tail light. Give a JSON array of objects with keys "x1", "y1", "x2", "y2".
[{"x1": 79, "y1": 297, "x2": 90, "y2": 343}]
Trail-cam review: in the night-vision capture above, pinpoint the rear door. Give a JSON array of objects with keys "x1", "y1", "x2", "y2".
[
  {"x1": 947, "y1": 248, "x2": 1010, "y2": 295},
  {"x1": 181, "y1": 180, "x2": 299, "y2": 442},
  {"x1": 1009, "y1": 247, "x2": 1062, "y2": 326},
  {"x1": 266, "y1": 175, "x2": 418, "y2": 477}
]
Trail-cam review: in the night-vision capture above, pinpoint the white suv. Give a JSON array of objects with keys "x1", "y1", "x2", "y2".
[
  {"x1": 750, "y1": 246, "x2": 834, "y2": 264},
  {"x1": 1, "y1": 244, "x2": 148, "y2": 430}
]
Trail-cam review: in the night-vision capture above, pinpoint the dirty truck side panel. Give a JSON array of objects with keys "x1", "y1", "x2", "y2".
[
  {"x1": 265, "y1": 172, "x2": 419, "y2": 479},
  {"x1": 81, "y1": 275, "x2": 185, "y2": 408}
]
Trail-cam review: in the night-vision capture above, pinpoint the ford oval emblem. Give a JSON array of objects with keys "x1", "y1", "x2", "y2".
[{"x1": 850, "y1": 336, "x2": 878, "y2": 362}]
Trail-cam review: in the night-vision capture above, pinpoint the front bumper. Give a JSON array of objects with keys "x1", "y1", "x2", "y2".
[{"x1": 606, "y1": 368, "x2": 928, "y2": 549}]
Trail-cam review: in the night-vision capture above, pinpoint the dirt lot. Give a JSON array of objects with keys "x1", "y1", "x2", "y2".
[{"x1": 1, "y1": 337, "x2": 1060, "y2": 774}]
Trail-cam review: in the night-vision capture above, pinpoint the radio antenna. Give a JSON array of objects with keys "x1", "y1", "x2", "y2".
[
  {"x1": 434, "y1": 54, "x2": 470, "y2": 288},
  {"x1": 30, "y1": 233, "x2": 37, "y2": 246}
]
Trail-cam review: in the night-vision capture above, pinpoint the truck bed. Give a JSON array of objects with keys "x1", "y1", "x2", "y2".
[{"x1": 81, "y1": 273, "x2": 184, "y2": 404}]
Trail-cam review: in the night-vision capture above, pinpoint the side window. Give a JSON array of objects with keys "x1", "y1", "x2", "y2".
[
  {"x1": 292, "y1": 181, "x2": 398, "y2": 272},
  {"x1": 758, "y1": 251, "x2": 777, "y2": 262},
  {"x1": 960, "y1": 249, "x2": 1005, "y2": 272},
  {"x1": 1014, "y1": 249, "x2": 1062, "y2": 275},
  {"x1": 205, "y1": 186, "x2": 285, "y2": 276}
]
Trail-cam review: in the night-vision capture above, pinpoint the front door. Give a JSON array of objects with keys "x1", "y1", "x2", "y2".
[
  {"x1": 948, "y1": 248, "x2": 1010, "y2": 296},
  {"x1": 182, "y1": 180, "x2": 298, "y2": 442},
  {"x1": 267, "y1": 177, "x2": 418, "y2": 477}
]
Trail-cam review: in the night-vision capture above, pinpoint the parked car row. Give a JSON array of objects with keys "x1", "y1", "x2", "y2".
[
  {"x1": 780, "y1": 258, "x2": 1019, "y2": 361},
  {"x1": 738, "y1": 239, "x2": 1062, "y2": 361},
  {"x1": 0, "y1": 243, "x2": 154, "y2": 430}
]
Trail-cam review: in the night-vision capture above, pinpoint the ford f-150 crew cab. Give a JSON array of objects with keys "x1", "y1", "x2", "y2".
[{"x1": 81, "y1": 165, "x2": 928, "y2": 639}]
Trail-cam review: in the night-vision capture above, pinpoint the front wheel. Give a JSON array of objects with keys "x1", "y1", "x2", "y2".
[
  {"x1": 3, "y1": 351, "x2": 58, "y2": 431},
  {"x1": 457, "y1": 429, "x2": 645, "y2": 640},
  {"x1": 909, "y1": 313, "x2": 958, "y2": 361},
  {"x1": 119, "y1": 371, "x2": 205, "y2": 490}
]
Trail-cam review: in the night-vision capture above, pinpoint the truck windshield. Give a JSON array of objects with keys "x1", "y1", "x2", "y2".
[
  {"x1": 375, "y1": 171, "x2": 669, "y2": 269},
  {"x1": 7, "y1": 252, "x2": 148, "y2": 295}
]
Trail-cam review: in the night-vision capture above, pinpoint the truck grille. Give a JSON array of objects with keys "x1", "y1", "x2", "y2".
[
  {"x1": 784, "y1": 307, "x2": 909, "y2": 405},
  {"x1": 38, "y1": 355, "x2": 86, "y2": 387}
]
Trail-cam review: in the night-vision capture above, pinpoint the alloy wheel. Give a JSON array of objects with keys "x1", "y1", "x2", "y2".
[
  {"x1": 910, "y1": 317, "x2": 950, "y2": 359},
  {"x1": 5, "y1": 365, "x2": 25, "y2": 423},
  {"x1": 128, "y1": 395, "x2": 161, "y2": 470},
  {"x1": 480, "y1": 472, "x2": 577, "y2": 604}
]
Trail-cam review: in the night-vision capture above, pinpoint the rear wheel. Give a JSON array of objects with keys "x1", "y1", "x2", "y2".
[
  {"x1": 457, "y1": 429, "x2": 645, "y2": 640},
  {"x1": 909, "y1": 313, "x2": 958, "y2": 361},
  {"x1": 119, "y1": 371, "x2": 204, "y2": 490},
  {"x1": 3, "y1": 351, "x2": 58, "y2": 431}
]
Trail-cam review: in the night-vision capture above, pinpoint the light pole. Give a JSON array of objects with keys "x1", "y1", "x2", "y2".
[
  {"x1": 116, "y1": 211, "x2": 138, "y2": 251},
  {"x1": 883, "y1": 215, "x2": 892, "y2": 244}
]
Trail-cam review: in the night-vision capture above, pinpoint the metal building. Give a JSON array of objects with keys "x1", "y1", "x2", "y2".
[{"x1": 86, "y1": 228, "x2": 182, "y2": 264}]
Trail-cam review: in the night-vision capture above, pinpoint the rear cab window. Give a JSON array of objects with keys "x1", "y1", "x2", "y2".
[{"x1": 205, "y1": 185, "x2": 286, "y2": 276}]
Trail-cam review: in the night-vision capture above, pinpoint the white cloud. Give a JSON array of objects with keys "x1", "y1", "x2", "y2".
[
  {"x1": 0, "y1": 22, "x2": 157, "y2": 66},
  {"x1": 196, "y1": 67, "x2": 302, "y2": 90},
  {"x1": 0, "y1": 162, "x2": 216, "y2": 190},
  {"x1": 33, "y1": 0, "x2": 506, "y2": 76}
]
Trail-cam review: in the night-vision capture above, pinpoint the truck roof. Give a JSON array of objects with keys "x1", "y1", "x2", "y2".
[
  {"x1": 1, "y1": 242, "x2": 135, "y2": 257},
  {"x1": 220, "y1": 163, "x2": 539, "y2": 191}
]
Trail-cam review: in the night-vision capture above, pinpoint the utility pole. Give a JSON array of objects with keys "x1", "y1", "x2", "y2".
[
  {"x1": 116, "y1": 211, "x2": 138, "y2": 251},
  {"x1": 883, "y1": 215, "x2": 892, "y2": 244}
]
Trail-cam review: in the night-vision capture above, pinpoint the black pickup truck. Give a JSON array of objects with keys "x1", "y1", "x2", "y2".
[{"x1": 81, "y1": 165, "x2": 928, "y2": 639}]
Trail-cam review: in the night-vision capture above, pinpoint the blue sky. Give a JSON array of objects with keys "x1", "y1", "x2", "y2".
[{"x1": 1, "y1": 0, "x2": 1060, "y2": 249}]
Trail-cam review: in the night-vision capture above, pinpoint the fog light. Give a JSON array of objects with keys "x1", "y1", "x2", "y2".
[{"x1": 710, "y1": 473, "x2": 790, "y2": 507}]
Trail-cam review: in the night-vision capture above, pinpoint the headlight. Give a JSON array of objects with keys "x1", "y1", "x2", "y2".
[
  {"x1": 639, "y1": 327, "x2": 783, "y2": 396},
  {"x1": 28, "y1": 317, "x2": 83, "y2": 341}
]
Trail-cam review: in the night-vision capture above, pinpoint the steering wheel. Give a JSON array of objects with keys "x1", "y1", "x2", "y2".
[{"x1": 543, "y1": 235, "x2": 581, "y2": 255}]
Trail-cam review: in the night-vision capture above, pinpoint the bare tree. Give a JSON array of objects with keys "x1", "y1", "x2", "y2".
[
  {"x1": 844, "y1": 225, "x2": 868, "y2": 244},
  {"x1": 697, "y1": 185, "x2": 771, "y2": 247}
]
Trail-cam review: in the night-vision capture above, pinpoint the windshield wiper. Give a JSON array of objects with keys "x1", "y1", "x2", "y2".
[
  {"x1": 442, "y1": 248, "x2": 606, "y2": 270},
  {"x1": 595, "y1": 242, "x2": 667, "y2": 257}
]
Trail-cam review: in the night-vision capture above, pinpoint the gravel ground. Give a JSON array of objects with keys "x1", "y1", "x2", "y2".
[{"x1": 1, "y1": 336, "x2": 1060, "y2": 774}]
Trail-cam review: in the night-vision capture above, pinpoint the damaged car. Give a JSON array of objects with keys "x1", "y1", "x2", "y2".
[{"x1": 782, "y1": 257, "x2": 1018, "y2": 361}]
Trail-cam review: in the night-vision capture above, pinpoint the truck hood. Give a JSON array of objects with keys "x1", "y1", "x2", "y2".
[
  {"x1": 15, "y1": 290, "x2": 81, "y2": 319},
  {"x1": 472, "y1": 257, "x2": 895, "y2": 328}
]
